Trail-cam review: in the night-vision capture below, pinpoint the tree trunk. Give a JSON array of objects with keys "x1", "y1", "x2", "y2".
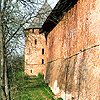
[
  {"x1": 4, "y1": 59, "x2": 10, "y2": 100},
  {"x1": 0, "y1": 12, "x2": 6, "y2": 100},
  {"x1": 0, "y1": 12, "x2": 10, "y2": 100}
]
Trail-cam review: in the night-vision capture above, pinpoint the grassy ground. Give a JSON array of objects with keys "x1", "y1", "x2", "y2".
[{"x1": 11, "y1": 71, "x2": 57, "y2": 100}]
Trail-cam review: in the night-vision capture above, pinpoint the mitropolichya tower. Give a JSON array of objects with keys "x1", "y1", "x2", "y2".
[
  {"x1": 24, "y1": 0, "x2": 51, "y2": 76},
  {"x1": 24, "y1": 28, "x2": 47, "y2": 76}
]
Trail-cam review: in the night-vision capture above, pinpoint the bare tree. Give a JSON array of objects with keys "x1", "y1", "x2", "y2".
[{"x1": 0, "y1": 0, "x2": 51, "y2": 99}]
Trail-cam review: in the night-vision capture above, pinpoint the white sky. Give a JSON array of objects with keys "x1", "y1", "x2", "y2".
[{"x1": 48, "y1": 0, "x2": 59, "y2": 8}]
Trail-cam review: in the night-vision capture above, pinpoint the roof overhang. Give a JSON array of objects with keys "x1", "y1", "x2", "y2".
[
  {"x1": 24, "y1": 27, "x2": 41, "y2": 31},
  {"x1": 40, "y1": 0, "x2": 78, "y2": 37}
]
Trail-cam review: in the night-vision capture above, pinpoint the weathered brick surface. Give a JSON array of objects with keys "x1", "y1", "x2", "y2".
[
  {"x1": 25, "y1": 29, "x2": 47, "y2": 76},
  {"x1": 46, "y1": 0, "x2": 100, "y2": 100}
]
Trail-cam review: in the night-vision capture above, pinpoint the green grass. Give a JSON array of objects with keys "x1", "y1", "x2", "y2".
[{"x1": 11, "y1": 71, "x2": 55, "y2": 100}]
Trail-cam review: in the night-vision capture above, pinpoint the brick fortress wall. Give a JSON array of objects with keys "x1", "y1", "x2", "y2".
[{"x1": 45, "y1": 0, "x2": 100, "y2": 100}]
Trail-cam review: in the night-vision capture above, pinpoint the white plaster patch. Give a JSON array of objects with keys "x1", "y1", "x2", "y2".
[
  {"x1": 61, "y1": 90, "x2": 72, "y2": 100},
  {"x1": 52, "y1": 80, "x2": 60, "y2": 94}
]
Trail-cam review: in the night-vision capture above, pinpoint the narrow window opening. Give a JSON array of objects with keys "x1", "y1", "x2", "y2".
[
  {"x1": 35, "y1": 39, "x2": 37, "y2": 45},
  {"x1": 26, "y1": 59, "x2": 28, "y2": 64},
  {"x1": 42, "y1": 59, "x2": 44, "y2": 64},
  {"x1": 42, "y1": 48, "x2": 44, "y2": 54},
  {"x1": 32, "y1": 29, "x2": 34, "y2": 33},
  {"x1": 30, "y1": 70, "x2": 32, "y2": 73}
]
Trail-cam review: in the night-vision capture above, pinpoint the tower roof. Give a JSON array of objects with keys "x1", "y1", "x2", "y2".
[
  {"x1": 27, "y1": 1, "x2": 52, "y2": 29},
  {"x1": 45, "y1": 0, "x2": 47, "y2": 3}
]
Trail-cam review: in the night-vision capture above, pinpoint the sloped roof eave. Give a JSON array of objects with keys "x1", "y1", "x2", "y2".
[{"x1": 40, "y1": 0, "x2": 78, "y2": 36}]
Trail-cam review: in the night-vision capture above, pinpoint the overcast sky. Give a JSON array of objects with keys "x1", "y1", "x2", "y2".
[{"x1": 47, "y1": 0, "x2": 59, "y2": 8}]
